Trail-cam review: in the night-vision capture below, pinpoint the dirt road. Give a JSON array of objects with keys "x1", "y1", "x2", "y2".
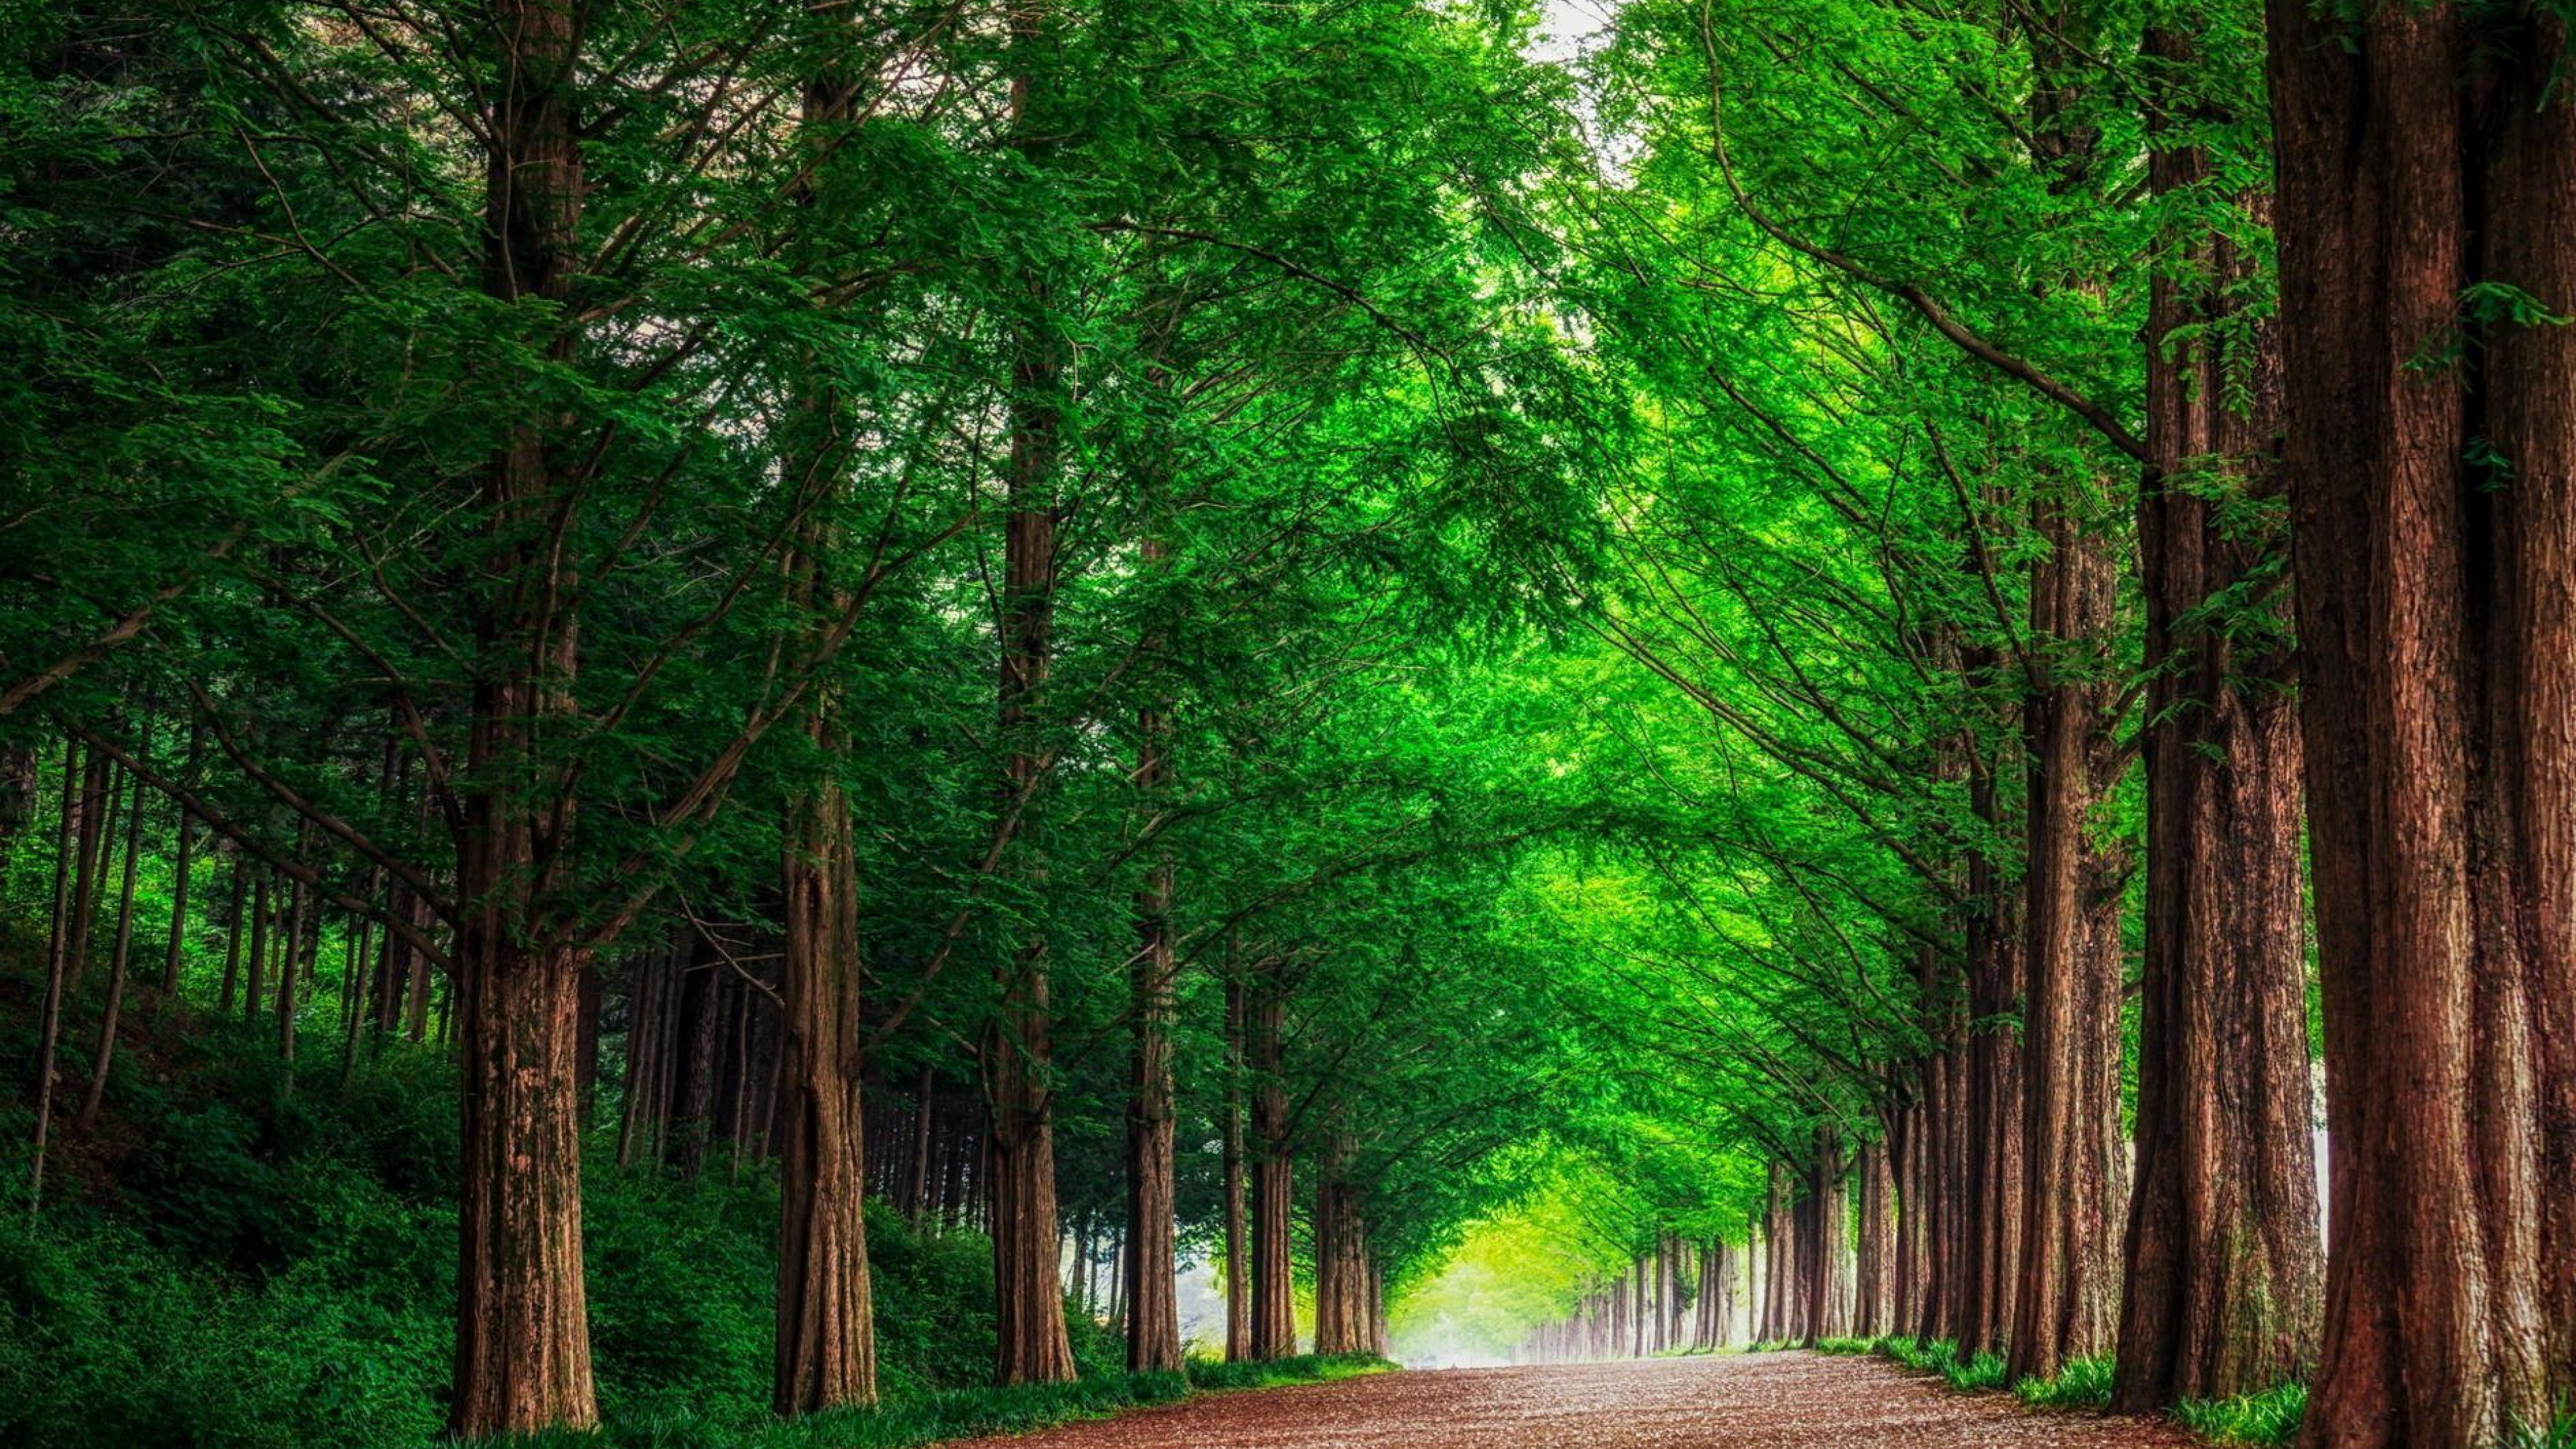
[{"x1": 936, "y1": 1351, "x2": 2200, "y2": 1448}]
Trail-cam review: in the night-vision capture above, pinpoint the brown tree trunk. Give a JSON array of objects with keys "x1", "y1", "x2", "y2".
[
  {"x1": 2114, "y1": 35, "x2": 2322, "y2": 1409},
  {"x1": 977, "y1": 0, "x2": 1075, "y2": 1385},
  {"x1": 1855, "y1": 1137, "x2": 1895, "y2": 1338},
  {"x1": 28, "y1": 737, "x2": 82, "y2": 1216},
  {"x1": 2268, "y1": 5, "x2": 2576, "y2": 1442},
  {"x1": 64, "y1": 743, "x2": 112, "y2": 994},
  {"x1": 1248, "y1": 957, "x2": 1297, "y2": 1359},
  {"x1": 1123, "y1": 585, "x2": 1182, "y2": 1373},
  {"x1": 1313, "y1": 1129, "x2": 1372, "y2": 1355},
  {"x1": 1123, "y1": 847, "x2": 1182, "y2": 1372},
  {"x1": 1805, "y1": 1126, "x2": 1851, "y2": 1342},
  {"x1": 243, "y1": 873, "x2": 269, "y2": 1026},
  {"x1": 765, "y1": 64, "x2": 879, "y2": 1412},
  {"x1": 1222, "y1": 962, "x2": 1252, "y2": 1362},
  {"x1": 774, "y1": 733, "x2": 875, "y2": 1411},
  {"x1": 76, "y1": 758, "x2": 146, "y2": 1129},
  {"x1": 447, "y1": 0, "x2": 596, "y2": 1432},
  {"x1": 1960, "y1": 739, "x2": 2024, "y2": 1358},
  {"x1": 2010, "y1": 482, "x2": 2129, "y2": 1384},
  {"x1": 159, "y1": 724, "x2": 202, "y2": 1002},
  {"x1": 277, "y1": 847, "x2": 307, "y2": 1071}
]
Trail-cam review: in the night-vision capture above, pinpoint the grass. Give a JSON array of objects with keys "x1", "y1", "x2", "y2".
[
  {"x1": 492, "y1": 1354, "x2": 1395, "y2": 1449},
  {"x1": 2174, "y1": 1383, "x2": 2306, "y2": 1446},
  {"x1": 2013, "y1": 1354, "x2": 2114, "y2": 1410},
  {"x1": 1811, "y1": 1337, "x2": 1878, "y2": 1356},
  {"x1": 1943, "y1": 1350, "x2": 2008, "y2": 1393}
]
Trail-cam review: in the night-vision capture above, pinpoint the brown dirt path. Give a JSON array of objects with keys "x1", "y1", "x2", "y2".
[{"x1": 936, "y1": 1351, "x2": 2202, "y2": 1448}]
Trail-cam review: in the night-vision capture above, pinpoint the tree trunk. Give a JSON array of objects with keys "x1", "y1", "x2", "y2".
[
  {"x1": 1855, "y1": 1138, "x2": 1895, "y2": 1338},
  {"x1": 2114, "y1": 34, "x2": 2322, "y2": 1409},
  {"x1": 1806, "y1": 1126, "x2": 1851, "y2": 1343},
  {"x1": 773, "y1": 730, "x2": 875, "y2": 1411},
  {"x1": 64, "y1": 743, "x2": 112, "y2": 994},
  {"x1": 159, "y1": 724, "x2": 202, "y2": 1002},
  {"x1": 1123, "y1": 612, "x2": 1182, "y2": 1373},
  {"x1": 1960, "y1": 745, "x2": 2023, "y2": 1359},
  {"x1": 76, "y1": 759, "x2": 146, "y2": 1129},
  {"x1": 1222, "y1": 961, "x2": 1251, "y2": 1362},
  {"x1": 1248, "y1": 957, "x2": 1297, "y2": 1359},
  {"x1": 1313, "y1": 1130, "x2": 1372, "y2": 1355},
  {"x1": 447, "y1": 0, "x2": 596, "y2": 1431},
  {"x1": 2267, "y1": 5, "x2": 2576, "y2": 1442},
  {"x1": 28, "y1": 737, "x2": 82, "y2": 1217}
]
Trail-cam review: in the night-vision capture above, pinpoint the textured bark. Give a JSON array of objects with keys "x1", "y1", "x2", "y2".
[
  {"x1": 1222, "y1": 965, "x2": 1251, "y2": 1362},
  {"x1": 447, "y1": 0, "x2": 596, "y2": 1431},
  {"x1": 2011, "y1": 483, "x2": 2129, "y2": 1384},
  {"x1": 1855, "y1": 1138, "x2": 1896, "y2": 1338},
  {"x1": 1804, "y1": 1128, "x2": 1851, "y2": 1343},
  {"x1": 2113, "y1": 36, "x2": 2321, "y2": 1411},
  {"x1": 1960, "y1": 743, "x2": 2024, "y2": 1358},
  {"x1": 1122, "y1": 519, "x2": 1181, "y2": 1373},
  {"x1": 1313, "y1": 1130, "x2": 1375, "y2": 1356},
  {"x1": 2267, "y1": 5, "x2": 2576, "y2": 1443},
  {"x1": 1248, "y1": 958, "x2": 1297, "y2": 1359},
  {"x1": 774, "y1": 761, "x2": 875, "y2": 1412},
  {"x1": 979, "y1": 0, "x2": 1075, "y2": 1385}
]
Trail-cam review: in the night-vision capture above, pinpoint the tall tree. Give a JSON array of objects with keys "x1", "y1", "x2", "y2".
[{"x1": 2267, "y1": 2, "x2": 2576, "y2": 1443}]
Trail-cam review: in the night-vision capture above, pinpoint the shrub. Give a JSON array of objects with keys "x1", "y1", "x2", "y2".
[
  {"x1": 2174, "y1": 1383, "x2": 2307, "y2": 1447},
  {"x1": 1878, "y1": 1336, "x2": 1958, "y2": 1375},
  {"x1": 1942, "y1": 1349, "x2": 2008, "y2": 1393},
  {"x1": 2015, "y1": 1354, "x2": 2114, "y2": 1410}
]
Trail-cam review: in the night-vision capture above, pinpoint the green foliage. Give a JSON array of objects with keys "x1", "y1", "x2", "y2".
[
  {"x1": 1811, "y1": 1338, "x2": 1878, "y2": 1356},
  {"x1": 2173, "y1": 1383, "x2": 2308, "y2": 1446},
  {"x1": 1877, "y1": 1336, "x2": 1958, "y2": 1375},
  {"x1": 1943, "y1": 1351, "x2": 2010, "y2": 1394},
  {"x1": 2013, "y1": 1355, "x2": 2115, "y2": 1410}
]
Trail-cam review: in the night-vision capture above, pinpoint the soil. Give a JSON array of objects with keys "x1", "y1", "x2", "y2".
[{"x1": 936, "y1": 1351, "x2": 2204, "y2": 1448}]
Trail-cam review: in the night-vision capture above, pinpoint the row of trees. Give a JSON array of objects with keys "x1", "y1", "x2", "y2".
[
  {"x1": 1497, "y1": 0, "x2": 2572, "y2": 1444},
  {"x1": 3, "y1": 0, "x2": 1599, "y2": 1436},
  {"x1": 5, "y1": 0, "x2": 2570, "y2": 1444}
]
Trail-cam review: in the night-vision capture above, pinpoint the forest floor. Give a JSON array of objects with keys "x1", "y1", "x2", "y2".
[{"x1": 934, "y1": 1350, "x2": 2200, "y2": 1448}]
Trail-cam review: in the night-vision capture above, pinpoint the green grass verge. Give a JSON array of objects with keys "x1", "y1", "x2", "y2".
[
  {"x1": 492, "y1": 1354, "x2": 1393, "y2": 1449},
  {"x1": 2174, "y1": 1383, "x2": 2306, "y2": 1447},
  {"x1": 1811, "y1": 1337, "x2": 1878, "y2": 1356},
  {"x1": 2013, "y1": 1354, "x2": 2113, "y2": 1410}
]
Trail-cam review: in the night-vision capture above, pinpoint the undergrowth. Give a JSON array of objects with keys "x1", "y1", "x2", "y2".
[
  {"x1": 2013, "y1": 1354, "x2": 2114, "y2": 1410},
  {"x1": 2174, "y1": 1383, "x2": 2306, "y2": 1446},
  {"x1": 0, "y1": 1003, "x2": 1308, "y2": 1449},
  {"x1": 493, "y1": 1355, "x2": 1392, "y2": 1449}
]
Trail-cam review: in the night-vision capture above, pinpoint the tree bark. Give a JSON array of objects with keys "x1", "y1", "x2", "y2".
[
  {"x1": 1222, "y1": 961, "x2": 1252, "y2": 1362},
  {"x1": 1248, "y1": 956, "x2": 1297, "y2": 1359},
  {"x1": 1313, "y1": 1128, "x2": 1373, "y2": 1355},
  {"x1": 2011, "y1": 480, "x2": 2129, "y2": 1384},
  {"x1": 28, "y1": 737, "x2": 82, "y2": 1217},
  {"x1": 2113, "y1": 33, "x2": 2322, "y2": 1409},
  {"x1": 76, "y1": 758, "x2": 146, "y2": 1129},
  {"x1": 1805, "y1": 1126, "x2": 1851, "y2": 1343},
  {"x1": 774, "y1": 737, "x2": 875, "y2": 1411},
  {"x1": 2267, "y1": 4, "x2": 2576, "y2": 1442},
  {"x1": 1960, "y1": 735, "x2": 2024, "y2": 1358},
  {"x1": 1855, "y1": 1137, "x2": 1895, "y2": 1338},
  {"x1": 447, "y1": 0, "x2": 596, "y2": 1431}
]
